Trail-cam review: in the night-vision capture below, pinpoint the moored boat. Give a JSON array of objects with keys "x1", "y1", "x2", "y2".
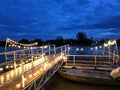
[{"x1": 59, "y1": 68, "x2": 120, "y2": 86}]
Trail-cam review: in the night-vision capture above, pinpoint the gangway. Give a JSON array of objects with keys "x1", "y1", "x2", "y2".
[{"x1": 0, "y1": 45, "x2": 69, "y2": 90}]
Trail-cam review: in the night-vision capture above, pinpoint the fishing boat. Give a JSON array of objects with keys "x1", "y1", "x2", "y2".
[{"x1": 59, "y1": 68, "x2": 120, "y2": 86}]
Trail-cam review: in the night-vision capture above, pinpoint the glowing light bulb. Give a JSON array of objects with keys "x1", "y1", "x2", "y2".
[
  {"x1": 95, "y1": 46, "x2": 98, "y2": 50},
  {"x1": 0, "y1": 68, "x2": 3, "y2": 71},
  {"x1": 34, "y1": 73, "x2": 37, "y2": 76},
  {"x1": 16, "y1": 84, "x2": 21, "y2": 88},
  {"x1": 90, "y1": 48, "x2": 93, "y2": 50},
  {"x1": 24, "y1": 78, "x2": 27, "y2": 81},
  {"x1": 81, "y1": 48, "x2": 83, "y2": 51},
  {"x1": 29, "y1": 75, "x2": 32, "y2": 78},
  {"x1": 68, "y1": 47, "x2": 70, "y2": 49},
  {"x1": 37, "y1": 71, "x2": 39, "y2": 73},
  {"x1": 6, "y1": 66, "x2": 9, "y2": 69},
  {"x1": 18, "y1": 46, "x2": 21, "y2": 48},
  {"x1": 10, "y1": 66, "x2": 13, "y2": 68},
  {"x1": 76, "y1": 48, "x2": 79, "y2": 51}
]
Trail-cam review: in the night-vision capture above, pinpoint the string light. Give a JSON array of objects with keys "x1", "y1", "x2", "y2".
[
  {"x1": 104, "y1": 40, "x2": 116, "y2": 47},
  {"x1": 6, "y1": 38, "x2": 38, "y2": 49},
  {"x1": 99, "y1": 46, "x2": 102, "y2": 48},
  {"x1": 16, "y1": 83, "x2": 21, "y2": 88},
  {"x1": 0, "y1": 68, "x2": 3, "y2": 71},
  {"x1": 90, "y1": 48, "x2": 93, "y2": 50},
  {"x1": 76, "y1": 48, "x2": 79, "y2": 51},
  {"x1": 29, "y1": 74, "x2": 32, "y2": 78},
  {"x1": 95, "y1": 46, "x2": 98, "y2": 50},
  {"x1": 80, "y1": 48, "x2": 83, "y2": 51},
  {"x1": 68, "y1": 47, "x2": 70, "y2": 50},
  {"x1": 6, "y1": 66, "x2": 9, "y2": 69}
]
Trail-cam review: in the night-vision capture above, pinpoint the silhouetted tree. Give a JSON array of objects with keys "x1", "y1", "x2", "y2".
[
  {"x1": 19, "y1": 39, "x2": 30, "y2": 44},
  {"x1": 76, "y1": 32, "x2": 92, "y2": 46},
  {"x1": 76, "y1": 32, "x2": 87, "y2": 45},
  {"x1": 76, "y1": 32, "x2": 86, "y2": 41},
  {"x1": 0, "y1": 41, "x2": 5, "y2": 47},
  {"x1": 33, "y1": 39, "x2": 43, "y2": 46},
  {"x1": 55, "y1": 36, "x2": 64, "y2": 46},
  {"x1": 56, "y1": 36, "x2": 63, "y2": 40}
]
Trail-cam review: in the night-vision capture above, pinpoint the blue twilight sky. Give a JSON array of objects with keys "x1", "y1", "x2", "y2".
[{"x1": 0, "y1": 0, "x2": 120, "y2": 41}]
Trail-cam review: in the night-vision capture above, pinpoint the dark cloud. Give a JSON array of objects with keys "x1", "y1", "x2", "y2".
[
  {"x1": 0, "y1": 0, "x2": 120, "y2": 40},
  {"x1": 91, "y1": 15, "x2": 120, "y2": 29}
]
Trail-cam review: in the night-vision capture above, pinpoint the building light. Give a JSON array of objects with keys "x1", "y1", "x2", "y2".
[
  {"x1": 90, "y1": 48, "x2": 93, "y2": 50},
  {"x1": 80, "y1": 48, "x2": 83, "y2": 51},
  {"x1": 95, "y1": 46, "x2": 98, "y2": 50},
  {"x1": 76, "y1": 48, "x2": 79, "y2": 51}
]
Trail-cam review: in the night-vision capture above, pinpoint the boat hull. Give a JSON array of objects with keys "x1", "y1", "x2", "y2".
[{"x1": 59, "y1": 69, "x2": 120, "y2": 86}]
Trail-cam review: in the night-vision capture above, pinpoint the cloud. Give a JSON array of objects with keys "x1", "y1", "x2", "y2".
[{"x1": 0, "y1": 0, "x2": 120, "y2": 40}]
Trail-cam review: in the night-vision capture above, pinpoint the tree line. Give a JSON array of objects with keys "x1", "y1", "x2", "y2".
[{"x1": 0, "y1": 32, "x2": 120, "y2": 47}]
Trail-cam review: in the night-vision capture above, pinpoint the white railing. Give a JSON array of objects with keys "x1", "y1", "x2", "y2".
[
  {"x1": 65, "y1": 50, "x2": 120, "y2": 67},
  {"x1": 0, "y1": 44, "x2": 69, "y2": 90}
]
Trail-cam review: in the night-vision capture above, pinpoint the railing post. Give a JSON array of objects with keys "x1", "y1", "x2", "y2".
[
  {"x1": 113, "y1": 52, "x2": 115, "y2": 64},
  {"x1": 31, "y1": 49, "x2": 34, "y2": 67},
  {"x1": 22, "y1": 73, "x2": 25, "y2": 89},
  {"x1": 68, "y1": 45, "x2": 70, "y2": 55},
  {"x1": 61, "y1": 46, "x2": 62, "y2": 55},
  {"x1": 108, "y1": 50, "x2": 111, "y2": 61},
  {"x1": 21, "y1": 54, "x2": 25, "y2": 90},
  {"x1": 66, "y1": 55, "x2": 68, "y2": 66},
  {"x1": 14, "y1": 51, "x2": 16, "y2": 69},
  {"x1": 65, "y1": 45, "x2": 66, "y2": 55},
  {"x1": 73, "y1": 55, "x2": 75, "y2": 66},
  {"x1": 49, "y1": 45, "x2": 50, "y2": 55},
  {"x1": 94, "y1": 56, "x2": 96, "y2": 69},
  {"x1": 42, "y1": 46, "x2": 44, "y2": 54},
  {"x1": 54, "y1": 45, "x2": 56, "y2": 55}
]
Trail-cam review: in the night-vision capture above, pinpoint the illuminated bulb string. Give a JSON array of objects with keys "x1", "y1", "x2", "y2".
[{"x1": 5, "y1": 38, "x2": 38, "y2": 49}]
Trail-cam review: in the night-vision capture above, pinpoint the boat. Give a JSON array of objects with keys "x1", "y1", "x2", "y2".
[{"x1": 59, "y1": 68, "x2": 120, "y2": 86}]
